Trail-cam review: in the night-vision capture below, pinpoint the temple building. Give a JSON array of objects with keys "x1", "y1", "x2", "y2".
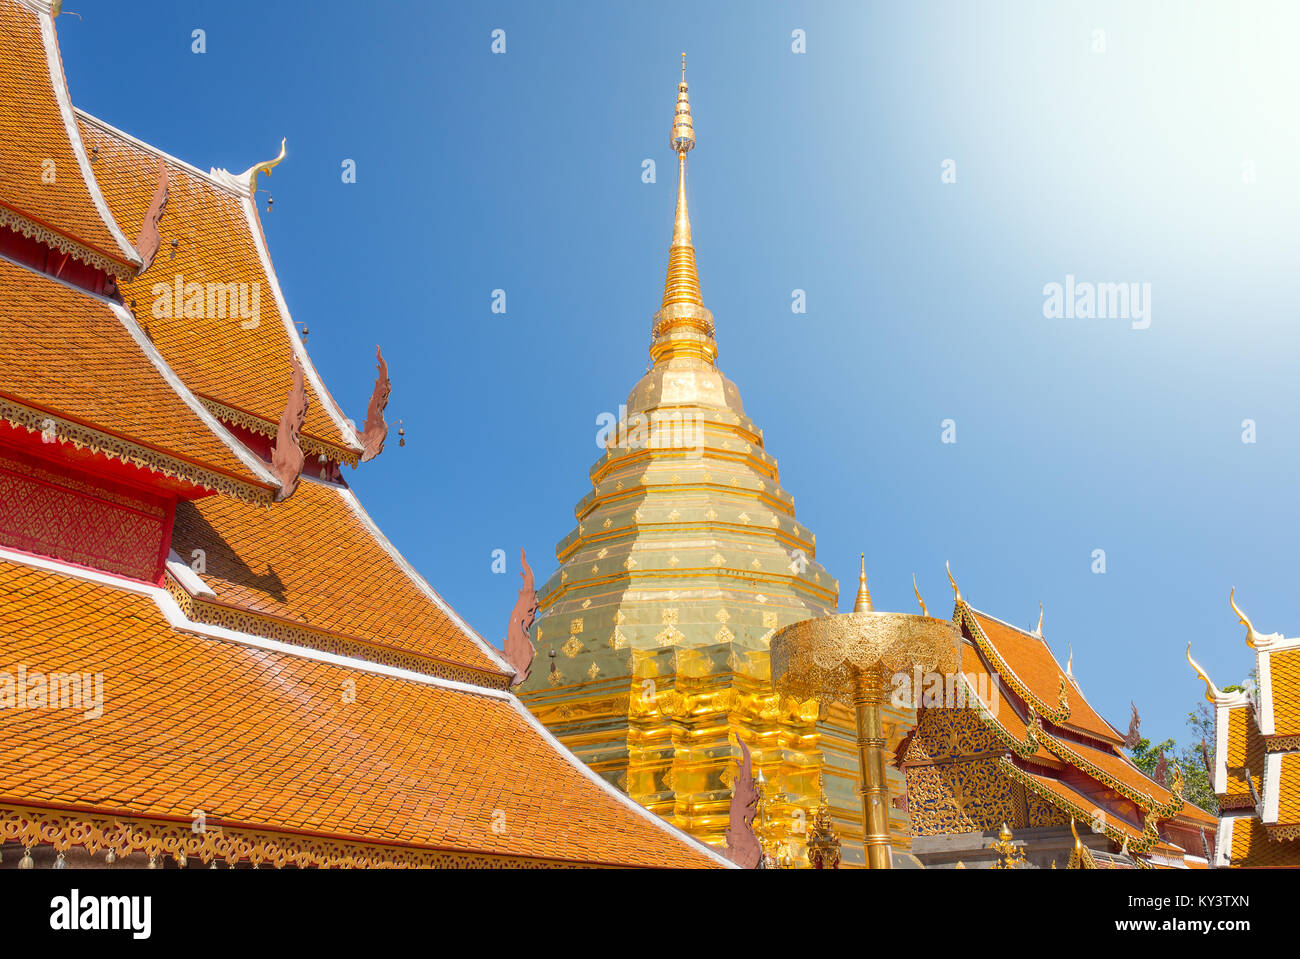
[
  {"x1": 1189, "y1": 594, "x2": 1300, "y2": 867},
  {"x1": 902, "y1": 575, "x2": 1218, "y2": 868},
  {"x1": 517, "y1": 60, "x2": 914, "y2": 866},
  {"x1": 0, "y1": 0, "x2": 728, "y2": 869}
]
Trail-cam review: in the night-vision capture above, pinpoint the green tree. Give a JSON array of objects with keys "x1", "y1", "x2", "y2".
[{"x1": 1126, "y1": 703, "x2": 1218, "y2": 816}]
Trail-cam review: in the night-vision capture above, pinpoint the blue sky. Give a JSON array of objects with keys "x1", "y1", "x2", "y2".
[{"x1": 60, "y1": 1, "x2": 1300, "y2": 748}]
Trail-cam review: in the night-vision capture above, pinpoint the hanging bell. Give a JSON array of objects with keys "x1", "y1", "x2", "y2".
[
  {"x1": 398, "y1": 425, "x2": 406, "y2": 448},
  {"x1": 266, "y1": 194, "x2": 274, "y2": 213},
  {"x1": 105, "y1": 848, "x2": 117, "y2": 865},
  {"x1": 177, "y1": 853, "x2": 188, "y2": 869},
  {"x1": 53, "y1": 852, "x2": 67, "y2": 869},
  {"x1": 147, "y1": 854, "x2": 158, "y2": 869},
  {"x1": 19, "y1": 847, "x2": 34, "y2": 869}
]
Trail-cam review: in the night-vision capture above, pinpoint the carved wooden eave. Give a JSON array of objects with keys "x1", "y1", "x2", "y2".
[
  {"x1": 504, "y1": 548, "x2": 538, "y2": 685},
  {"x1": 132, "y1": 159, "x2": 169, "y2": 273},
  {"x1": 270, "y1": 356, "x2": 309, "y2": 501},
  {"x1": 359, "y1": 345, "x2": 391, "y2": 462},
  {"x1": 724, "y1": 737, "x2": 761, "y2": 868}
]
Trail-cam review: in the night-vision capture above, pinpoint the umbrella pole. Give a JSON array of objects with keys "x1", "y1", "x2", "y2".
[{"x1": 852, "y1": 666, "x2": 893, "y2": 869}]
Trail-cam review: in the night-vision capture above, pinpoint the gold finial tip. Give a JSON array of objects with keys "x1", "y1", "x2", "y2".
[{"x1": 854, "y1": 553, "x2": 873, "y2": 613}]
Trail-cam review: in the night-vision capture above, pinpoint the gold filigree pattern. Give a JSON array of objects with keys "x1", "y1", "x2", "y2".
[
  {"x1": 0, "y1": 207, "x2": 135, "y2": 279},
  {"x1": 905, "y1": 758, "x2": 1020, "y2": 836},
  {"x1": 0, "y1": 802, "x2": 595, "y2": 869}
]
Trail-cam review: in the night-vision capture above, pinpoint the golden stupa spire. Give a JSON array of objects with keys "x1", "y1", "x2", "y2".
[
  {"x1": 651, "y1": 54, "x2": 716, "y2": 367},
  {"x1": 854, "y1": 553, "x2": 873, "y2": 613}
]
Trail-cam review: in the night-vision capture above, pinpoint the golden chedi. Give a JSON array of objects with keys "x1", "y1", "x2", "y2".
[{"x1": 518, "y1": 59, "x2": 914, "y2": 865}]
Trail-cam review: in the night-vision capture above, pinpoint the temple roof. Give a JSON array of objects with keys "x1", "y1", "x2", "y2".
[
  {"x1": 76, "y1": 112, "x2": 365, "y2": 466},
  {"x1": 967, "y1": 608, "x2": 1124, "y2": 746},
  {"x1": 0, "y1": 1, "x2": 141, "y2": 277},
  {"x1": 0, "y1": 554, "x2": 727, "y2": 868},
  {"x1": 0, "y1": 255, "x2": 278, "y2": 503},
  {"x1": 169, "y1": 477, "x2": 513, "y2": 685}
]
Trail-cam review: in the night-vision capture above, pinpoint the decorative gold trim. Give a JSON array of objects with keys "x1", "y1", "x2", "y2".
[
  {"x1": 998, "y1": 758, "x2": 1159, "y2": 862},
  {"x1": 0, "y1": 206, "x2": 135, "y2": 280},
  {"x1": 957, "y1": 604, "x2": 1072, "y2": 727},
  {"x1": 198, "y1": 396, "x2": 361, "y2": 467},
  {"x1": 0, "y1": 395, "x2": 274, "y2": 505},
  {"x1": 164, "y1": 575, "x2": 511, "y2": 691},
  {"x1": 0, "y1": 801, "x2": 609, "y2": 869}
]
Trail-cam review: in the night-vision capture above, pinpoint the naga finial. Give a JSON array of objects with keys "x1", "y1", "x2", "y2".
[
  {"x1": 242, "y1": 137, "x2": 287, "y2": 194},
  {"x1": 913, "y1": 574, "x2": 928, "y2": 618},
  {"x1": 1186, "y1": 643, "x2": 1222, "y2": 703},
  {"x1": 1065, "y1": 643, "x2": 1075, "y2": 681},
  {"x1": 1230, "y1": 587, "x2": 1259, "y2": 649},
  {"x1": 945, "y1": 561, "x2": 961, "y2": 602},
  {"x1": 1032, "y1": 603, "x2": 1044, "y2": 638}
]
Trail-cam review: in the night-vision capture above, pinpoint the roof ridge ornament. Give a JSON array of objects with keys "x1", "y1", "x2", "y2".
[
  {"x1": 271, "y1": 354, "x2": 309, "y2": 500},
  {"x1": 133, "y1": 159, "x2": 169, "y2": 273},
  {"x1": 359, "y1": 345, "x2": 391, "y2": 462},
  {"x1": 243, "y1": 137, "x2": 286, "y2": 195},
  {"x1": 1031, "y1": 603, "x2": 1043, "y2": 638},
  {"x1": 1229, "y1": 587, "x2": 1285, "y2": 649},
  {"x1": 1186, "y1": 643, "x2": 1223, "y2": 703},
  {"x1": 912, "y1": 574, "x2": 928, "y2": 617},
  {"x1": 945, "y1": 561, "x2": 961, "y2": 603}
]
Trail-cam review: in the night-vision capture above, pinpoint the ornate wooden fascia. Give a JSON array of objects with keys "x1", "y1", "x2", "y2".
[
  {"x1": 270, "y1": 355, "x2": 309, "y2": 500},
  {"x1": 1036, "y1": 725, "x2": 1185, "y2": 819},
  {"x1": 133, "y1": 159, "x2": 169, "y2": 273},
  {"x1": 358, "y1": 345, "x2": 391, "y2": 462},
  {"x1": 958, "y1": 672, "x2": 1040, "y2": 758}
]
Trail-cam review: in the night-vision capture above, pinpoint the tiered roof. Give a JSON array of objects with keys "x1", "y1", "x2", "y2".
[
  {"x1": 0, "y1": 0, "x2": 140, "y2": 279},
  {"x1": 77, "y1": 112, "x2": 364, "y2": 466},
  {"x1": 0, "y1": 255, "x2": 277, "y2": 503},
  {"x1": 904, "y1": 592, "x2": 1216, "y2": 868},
  {"x1": 1192, "y1": 597, "x2": 1300, "y2": 867},
  {"x1": 0, "y1": 0, "x2": 728, "y2": 868}
]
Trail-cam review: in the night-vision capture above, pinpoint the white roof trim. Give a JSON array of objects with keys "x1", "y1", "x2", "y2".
[
  {"x1": 108, "y1": 299, "x2": 281, "y2": 488},
  {"x1": 1213, "y1": 700, "x2": 1233, "y2": 794},
  {"x1": 1262, "y1": 752, "x2": 1282, "y2": 823},
  {"x1": 238, "y1": 193, "x2": 363, "y2": 452},
  {"x1": 0, "y1": 546, "x2": 510, "y2": 700},
  {"x1": 1257, "y1": 646, "x2": 1275, "y2": 735},
  {"x1": 507, "y1": 698, "x2": 736, "y2": 868},
  {"x1": 165, "y1": 549, "x2": 215, "y2": 598},
  {"x1": 333, "y1": 485, "x2": 516, "y2": 676},
  {"x1": 74, "y1": 107, "x2": 242, "y2": 195},
  {"x1": 35, "y1": 7, "x2": 141, "y2": 267}
]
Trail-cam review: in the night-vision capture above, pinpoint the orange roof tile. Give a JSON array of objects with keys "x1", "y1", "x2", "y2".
[
  {"x1": 1279, "y1": 754, "x2": 1300, "y2": 824},
  {"x1": 969, "y1": 608, "x2": 1124, "y2": 745},
  {"x1": 1228, "y1": 814, "x2": 1300, "y2": 868},
  {"x1": 0, "y1": 558, "x2": 721, "y2": 867},
  {"x1": 1010, "y1": 763, "x2": 1186, "y2": 859},
  {"x1": 1223, "y1": 703, "x2": 1265, "y2": 802},
  {"x1": 169, "y1": 479, "x2": 509, "y2": 678},
  {"x1": 958, "y1": 639, "x2": 1054, "y2": 760},
  {"x1": 1269, "y1": 648, "x2": 1300, "y2": 737},
  {"x1": 0, "y1": 256, "x2": 275, "y2": 500},
  {"x1": 0, "y1": 2, "x2": 139, "y2": 274},
  {"x1": 76, "y1": 114, "x2": 362, "y2": 462}
]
